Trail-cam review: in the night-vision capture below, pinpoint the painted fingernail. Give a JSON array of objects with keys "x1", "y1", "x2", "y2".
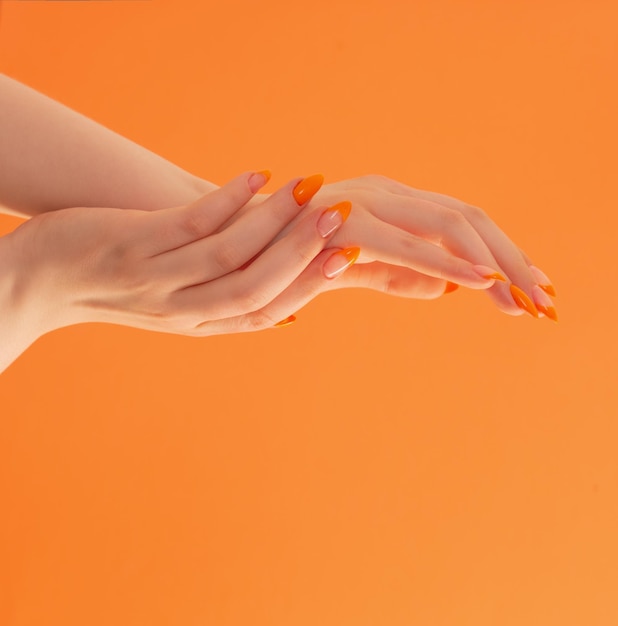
[
  {"x1": 529, "y1": 265, "x2": 556, "y2": 297},
  {"x1": 293, "y1": 174, "x2": 324, "y2": 206},
  {"x1": 274, "y1": 315, "x2": 297, "y2": 328},
  {"x1": 532, "y1": 285, "x2": 558, "y2": 323},
  {"x1": 510, "y1": 284, "x2": 539, "y2": 318},
  {"x1": 444, "y1": 281, "x2": 459, "y2": 294},
  {"x1": 317, "y1": 201, "x2": 352, "y2": 237},
  {"x1": 248, "y1": 169, "x2": 271, "y2": 193},
  {"x1": 472, "y1": 265, "x2": 507, "y2": 281},
  {"x1": 324, "y1": 246, "x2": 360, "y2": 279}
]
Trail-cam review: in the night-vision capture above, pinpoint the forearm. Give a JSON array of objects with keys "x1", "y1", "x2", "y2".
[{"x1": 0, "y1": 73, "x2": 216, "y2": 217}]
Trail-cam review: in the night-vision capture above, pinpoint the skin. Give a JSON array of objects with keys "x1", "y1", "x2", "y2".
[
  {"x1": 0, "y1": 172, "x2": 358, "y2": 373},
  {"x1": 0, "y1": 72, "x2": 556, "y2": 372},
  {"x1": 239, "y1": 177, "x2": 542, "y2": 316}
]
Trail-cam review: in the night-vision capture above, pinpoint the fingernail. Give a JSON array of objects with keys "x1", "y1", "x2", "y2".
[
  {"x1": 510, "y1": 284, "x2": 539, "y2": 318},
  {"x1": 444, "y1": 281, "x2": 459, "y2": 294},
  {"x1": 274, "y1": 315, "x2": 296, "y2": 328},
  {"x1": 248, "y1": 170, "x2": 271, "y2": 193},
  {"x1": 532, "y1": 285, "x2": 558, "y2": 323},
  {"x1": 324, "y1": 246, "x2": 360, "y2": 279},
  {"x1": 317, "y1": 201, "x2": 352, "y2": 237},
  {"x1": 293, "y1": 174, "x2": 324, "y2": 206},
  {"x1": 529, "y1": 265, "x2": 556, "y2": 297},
  {"x1": 472, "y1": 265, "x2": 507, "y2": 281}
]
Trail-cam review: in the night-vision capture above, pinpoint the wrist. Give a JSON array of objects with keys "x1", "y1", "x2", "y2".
[{"x1": 0, "y1": 232, "x2": 47, "y2": 372}]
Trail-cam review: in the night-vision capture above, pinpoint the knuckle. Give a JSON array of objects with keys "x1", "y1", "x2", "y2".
[
  {"x1": 212, "y1": 236, "x2": 243, "y2": 273},
  {"x1": 234, "y1": 285, "x2": 267, "y2": 313},
  {"x1": 156, "y1": 296, "x2": 200, "y2": 330},
  {"x1": 294, "y1": 243, "x2": 317, "y2": 267},
  {"x1": 441, "y1": 208, "x2": 469, "y2": 230},
  {"x1": 444, "y1": 256, "x2": 469, "y2": 282},
  {"x1": 183, "y1": 211, "x2": 207, "y2": 239},
  {"x1": 380, "y1": 266, "x2": 396, "y2": 294},
  {"x1": 149, "y1": 224, "x2": 172, "y2": 250},
  {"x1": 154, "y1": 297, "x2": 180, "y2": 323},
  {"x1": 397, "y1": 233, "x2": 421, "y2": 259},
  {"x1": 379, "y1": 266, "x2": 409, "y2": 296},
  {"x1": 245, "y1": 309, "x2": 276, "y2": 331},
  {"x1": 357, "y1": 173, "x2": 390, "y2": 187},
  {"x1": 461, "y1": 203, "x2": 487, "y2": 221},
  {"x1": 126, "y1": 268, "x2": 157, "y2": 294}
]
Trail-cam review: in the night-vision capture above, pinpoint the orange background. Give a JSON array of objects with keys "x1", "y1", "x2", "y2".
[{"x1": 1, "y1": 1, "x2": 616, "y2": 625}]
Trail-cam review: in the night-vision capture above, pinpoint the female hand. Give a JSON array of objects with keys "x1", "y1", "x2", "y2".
[
  {"x1": 239, "y1": 175, "x2": 557, "y2": 321},
  {"x1": 3, "y1": 171, "x2": 360, "y2": 346}
]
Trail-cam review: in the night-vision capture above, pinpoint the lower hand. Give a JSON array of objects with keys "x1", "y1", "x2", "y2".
[
  {"x1": 242, "y1": 174, "x2": 557, "y2": 320},
  {"x1": 4, "y1": 171, "x2": 360, "y2": 345}
]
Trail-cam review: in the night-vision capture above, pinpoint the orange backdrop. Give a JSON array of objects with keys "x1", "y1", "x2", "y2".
[{"x1": 1, "y1": 1, "x2": 616, "y2": 625}]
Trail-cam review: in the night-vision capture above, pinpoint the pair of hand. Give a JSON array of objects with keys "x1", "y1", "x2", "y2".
[{"x1": 5, "y1": 169, "x2": 557, "y2": 347}]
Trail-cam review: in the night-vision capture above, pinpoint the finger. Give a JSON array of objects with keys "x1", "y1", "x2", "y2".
[
  {"x1": 367, "y1": 178, "x2": 549, "y2": 317},
  {"x1": 166, "y1": 203, "x2": 349, "y2": 320},
  {"x1": 191, "y1": 246, "x2": 360, "y2": 336},
  {"x1": 143, "y1": 169, "x2": 270, "y2": 256},
  {"x1": 320, "y1": 261, "x2": 450, "y2": 299},
  {"x1": 212, "y1": 174, "x2": 324, "y2": 236},
  {"x1": 148, "y1": 175, "x2": 327, "y2": 287},
  {"x1": 363, "y1": 193, "x2": 534, "y2": 314},
  {"x1": 357, "y1": 213, "x2": 501, "y2": 290},
  {"x1": 514, "y1": 247, "x2": 556, "y2": 298},
  {"x1": 364, "y1": 192, "x2": 503, "y2": 269}
]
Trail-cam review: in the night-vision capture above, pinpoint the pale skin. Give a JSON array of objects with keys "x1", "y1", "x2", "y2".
[{"x1": 0, "y1": 73, "x2": 557, "y2": 373}]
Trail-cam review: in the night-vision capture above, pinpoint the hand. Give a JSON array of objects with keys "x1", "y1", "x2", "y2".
[
  {"x1": 241, "y1": 175, "x2": 557, "y2": 320},
  {"x1": 5, "y1": 171, "x2": 360, "y2": 343}
]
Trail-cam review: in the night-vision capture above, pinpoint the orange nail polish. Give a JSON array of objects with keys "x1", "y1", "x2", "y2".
[
  {"x1": 536, "y1": 304, "x2": 558, "y2": 322},
  {"x1": 473, "y1": 265, "x2": 507, "y2": 281},
  {"x1": 257, "y1": 169, "x2": 271, "y2": 184},
  {"x1": 444, "y1": 281, "x2": 459, "y2": 294},
  {"x1": 248, "y1": 170, "x2": 272, "y2": 193},
  {"x1": 293, "y1": 174, "x2": 324, "y2": 206},
  {"x1": 539, "y1": 284, "x2": 557, "y2": 297},
  {"x1": 323, "y1": 246, "x2": 361, "y2": 279},
  {"x1": 532, "y1": 285, "x2": 558, "y2": 323},
  {"x1": 529, "y1": 266, "x2": 557, "y2": 297},
  {"x1": 510, "y1": 284, "x2": 539, "y2": 318},
  {"x1": 316, "y1": 201, "x2": 352, "y2": 237},
  {"x1": 331, "y1": 200, "x2": 352, "y2": 222},
  {"x1": 274, "y1": 315, "x2": 296, "y2": 328}
]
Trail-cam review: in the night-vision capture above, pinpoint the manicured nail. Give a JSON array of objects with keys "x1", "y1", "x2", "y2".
[
  {"x1": 472, "y1": 265, "x2": 507, "y2": 281},
  {"x1": 532, "y1": 285, "x2": 558, "y2": 323},
  {"x1": 274, "y1": 315, "x2": 296, "y2": 328},
  {"x1": 317, "y1": 201, "x2": 352, "y2": 237},
  {"x1": 444, "y1": 281, "x2": 459, "y2": 294},
  {"x1": 324, "y1": 246, "x2": 360, "y2": 279},
  {"x1": 248, "y1": 169, "x2": 271, "y2": 193},
  {"x1": 510, "y1": 284, "x2": 539, "y2": 318},
  {"x1": 293, "y1": 174, "x2": 324, "y2": 206},
  {"x1": 529, "y1": 265, "x2": 556, "y2": 297}
]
